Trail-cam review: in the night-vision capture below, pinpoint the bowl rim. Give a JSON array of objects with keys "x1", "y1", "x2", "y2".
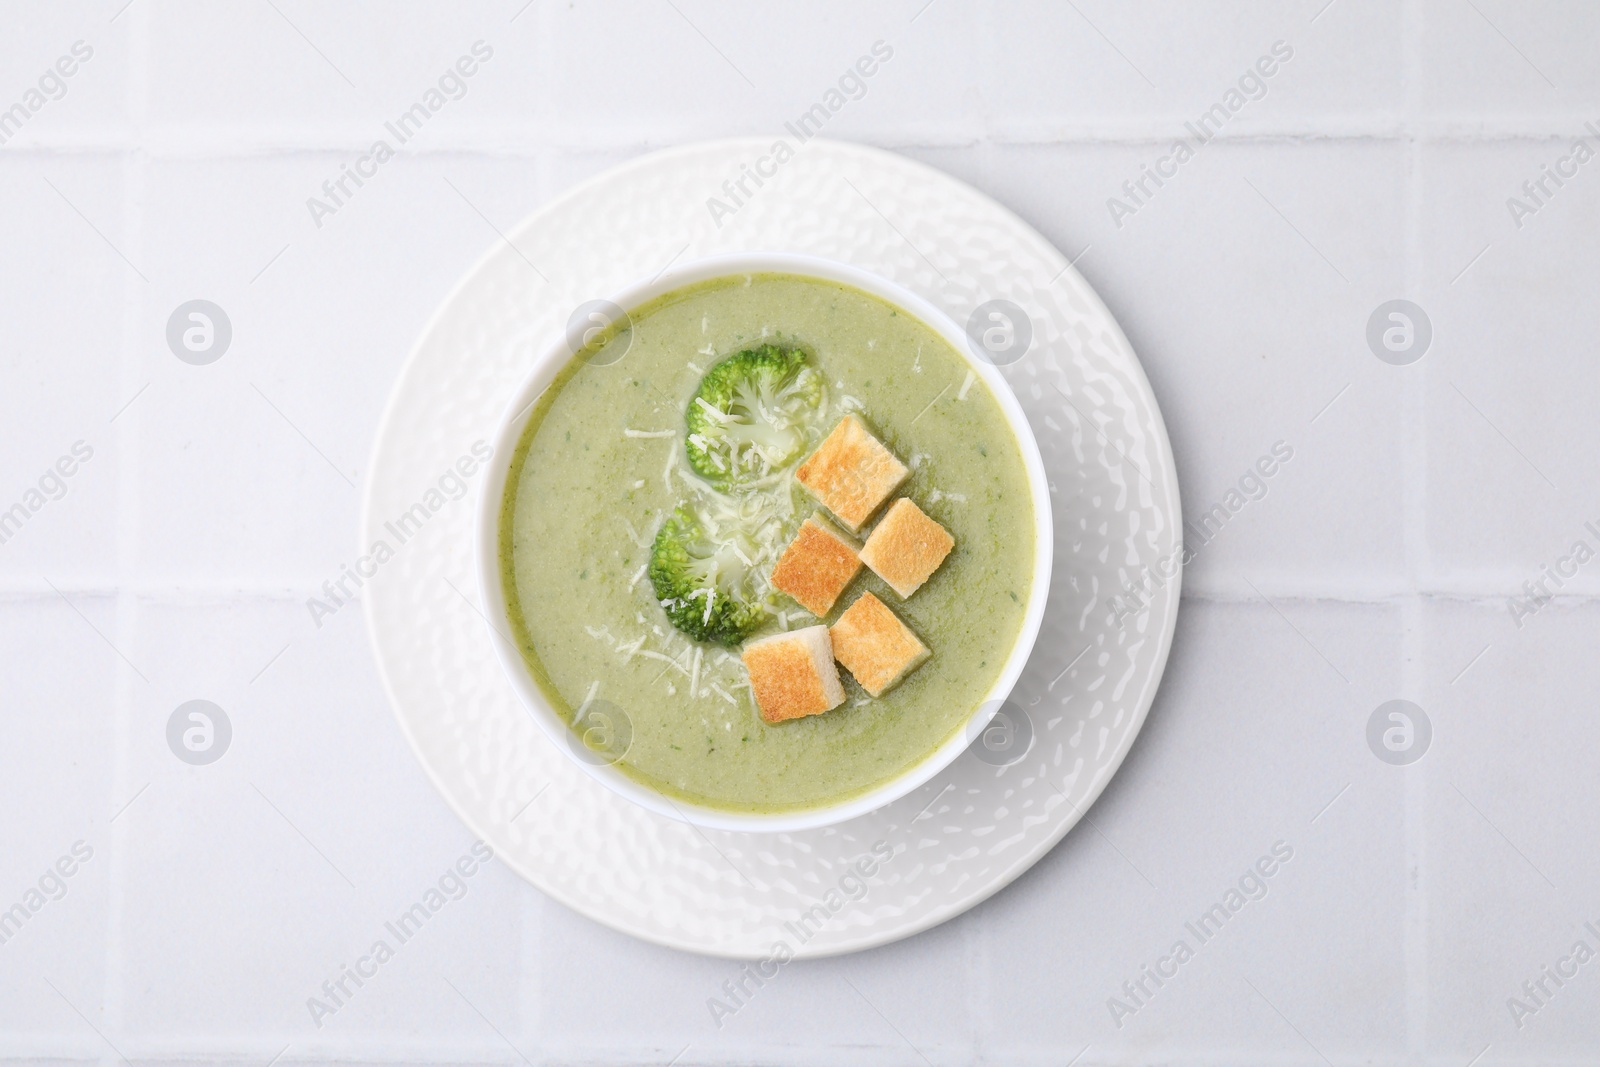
[{"x1": 474, "y1": 251, "x2": 1054, "y2": 833}]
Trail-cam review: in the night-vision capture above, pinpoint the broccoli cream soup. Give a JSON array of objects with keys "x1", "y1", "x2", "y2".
[{"x1": 500, "y1": 273, "x2": 1034, "y2": 813}]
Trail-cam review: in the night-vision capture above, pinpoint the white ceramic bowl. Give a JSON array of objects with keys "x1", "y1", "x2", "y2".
[{"x1": 475, "y1": 252, "x2": 1053, "y2": 833}]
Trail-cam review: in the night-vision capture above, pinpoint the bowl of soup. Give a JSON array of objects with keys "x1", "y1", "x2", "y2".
[{"x1": 476, "y1": 252, "x2": 1052, "y2": 832}]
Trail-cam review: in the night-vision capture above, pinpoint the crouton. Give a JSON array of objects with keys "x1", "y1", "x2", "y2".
[
  {"x1": 769, "y1": 514, "x2": 863, "y2": 617},
  {"x1": 741, "y1": 625, "x2": 846, "y2": 723},
  {"x1": 794, "y1": 415, "x2": 909, "y2": 532},
  {"x1": 859, "y1": 498, "x2": 955, "y2": 598},
  {"x1": 830, "y1": 592, "x2": 930, "y2": 697}
]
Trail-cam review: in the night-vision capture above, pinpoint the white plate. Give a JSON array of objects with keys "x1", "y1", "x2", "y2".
[{"x1": 363, "y1": 137, "x2": 1182, "y2": 958}]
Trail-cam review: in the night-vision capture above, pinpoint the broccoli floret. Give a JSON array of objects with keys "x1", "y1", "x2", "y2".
[
  {"x1": 684, "y1": 344, "x2": 824, "y2": 488},
  {"x1": 648, "y1": 505, "x2": 769, "y2": 645}
]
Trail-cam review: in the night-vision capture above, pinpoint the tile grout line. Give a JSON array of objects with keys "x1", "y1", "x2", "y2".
[
  {"x1": 1400, "y1": 0, "x2": 1429, "y2": 1058},
  {"x1": 11, "y1": 119, "x2": 1600, "y2": 157},
  {"x1": 106, "y1": 0, "x2": 151, "y2": 1045}
]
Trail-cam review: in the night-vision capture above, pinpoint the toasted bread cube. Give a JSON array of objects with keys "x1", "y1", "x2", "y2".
[
  {"x1": 769, "y1": 515, "x2": 863, "y2": 617},
  {"x1": 859, "y1": 498, "x2": 955, "y2": 598},
  {"x1": 794, "y1": 415, "x2": 909, "y2": 532},
  {"x1": 741, "y1": 625, "x2": 845, "y2": 723},
  {"x1": 830, "y1": 593, "x2": 930, "y2": 697}
]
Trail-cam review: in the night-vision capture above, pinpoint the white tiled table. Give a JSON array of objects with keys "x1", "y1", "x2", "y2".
[{"x1": 3, "y1": 2, "x2": 1598, "y2": 1063}]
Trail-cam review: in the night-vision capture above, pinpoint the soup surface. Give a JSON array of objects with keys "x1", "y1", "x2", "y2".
[{"x1": 500, "y1": 272, "x2": 1035, "y2": 812}]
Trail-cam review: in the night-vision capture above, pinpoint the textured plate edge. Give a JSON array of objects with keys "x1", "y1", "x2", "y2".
[{"x1": 360, "y1": 136, "x2": 1185, "y2": 959}]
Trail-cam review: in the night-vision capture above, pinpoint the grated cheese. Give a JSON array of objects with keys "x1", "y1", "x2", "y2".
[
  {"x1": 642, "y1": 648, "x2": 691, "y2": 678},
  {"x1": 694, "y1": 397, "x2": 734, "y2": 424}
]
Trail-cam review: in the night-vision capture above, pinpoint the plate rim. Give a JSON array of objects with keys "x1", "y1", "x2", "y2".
[{"x1": 361, "y1": 135, "x2": 1183, "y2": 958}]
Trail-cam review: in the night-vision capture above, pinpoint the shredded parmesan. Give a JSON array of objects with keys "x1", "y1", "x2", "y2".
[
  {"x1": 694, "y1": 397, "x2": 734, "y2": 424},
  {"x1": 621, "y1": 519, "x2": 650, "y2": 546},
  {"x1": 710, "y1": 682, "x2": 737, "y2": 706},
  {"x1": 624, "y1": 428, "x2": 675, "y2": 439},
  {"x1": 957, "y1": 369, "x2": 976, "y2": 400},
  {"x1": 629, "y1": 563, "x2": 648, "y2": 589},
  {"x1": 641, "y1": 648, "x2": 691, "y2": 677}
]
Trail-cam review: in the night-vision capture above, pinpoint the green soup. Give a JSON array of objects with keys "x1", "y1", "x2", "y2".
[{"x1": 500, "y1": 273, "x2": 1035, "y2": 813}]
